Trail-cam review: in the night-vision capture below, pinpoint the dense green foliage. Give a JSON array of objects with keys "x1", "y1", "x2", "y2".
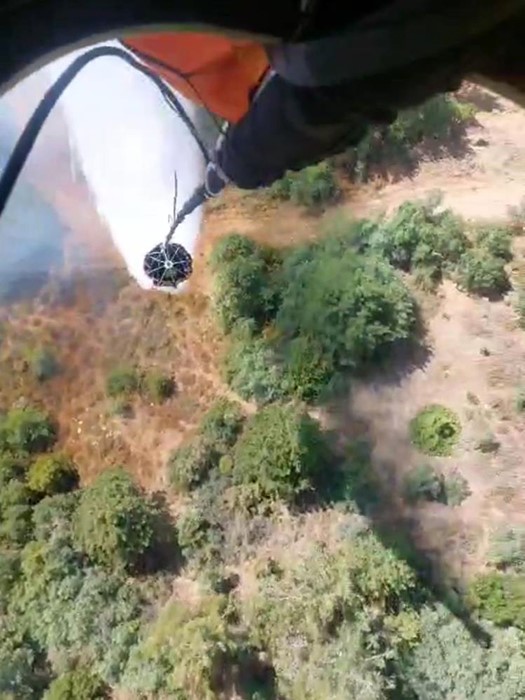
[
  {"x1": 470, "y1": 573, "x2": 525, "y2": 629},
  {"x1": 275, "y1": 241, "x2": 416, "y2": 371},
  {"x1": 0, "y1": 452, "x2": 26, "y2": 486},
  {"x1": 0, "y1": 617, "x2": 44, "y2": 699},
  {"x1": 345, "y1": 94, "x2": 476, "y2": 182},
  {"x1": 232, "y1": 404, "x2": 327, "y2": 507},
  {"x1": 399, "y1": 603, "x2": 525, "y2": 698},
  {"x1": 10, "y1": 538, "x2": 144, "y2": 684},
  {"x1": 105, "y1": 367, "x2": 140, "y2": 398},
  {"x1": 0, "y1": 504, "x2": 34, "y2": 546},
  {"x1": 27, "y1": 454, "x2": 79, "y2": 496},
  {"x1": 169, "y1": 399, "x2": 244, "y2": 492},
  {"x1": 168, "y1": 437, "x2": 218, "y2": 493},
  {"x1": 455, "y1": 249, "x2": 510, "y2": 296},
  {"x1": 32, "y1": 492, "x2": 79, "y2": 541},
  {"x1": 121, "y1": 595, "x2": 242, "y2": 699},
  {"x1": 214, "y1": 224, "x2": 416, "y2": 403},
  {"x1": 198, "y1": 399, "x2": 244, "y2": 451},
  {"x1": 0, "y1": 407, "x2": 56, "y2": 454},
  {"x1": 368, "y1": 198, "x2": 468, "y2": 282},
  {"x1": 44, "y1": 669, "x2": 107, "y2": 699},
  {"x1": 269, "y1": 161, "x2": 340, "y2": 210},
  {"x1": 73, "y1": 469, "x2": 160, "y2": 572},
  {"x1": 210, "y1": 233, "x2": 278, "y2": 334},
  {"x1": 475, "y1": 224, "x2": 513, "y2": 261},
  {"x1": 244, "y1": 530, "x2": 420, "y2": 700},
  {"x1": 410, "y1": 405, "x2": 461, "y2": 456},
  {"x1": 0, "y1": 550, "x2": 20, "y2": 612},
  {"x1": 221, "y1": 324, "x2": 288, "y2": 404}
]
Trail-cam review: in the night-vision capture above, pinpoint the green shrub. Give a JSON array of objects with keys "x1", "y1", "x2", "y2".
[
  {"x1": 105, "y1": 367, "x2": 139, "y2": 398},
  {"x1": 0, "y1": 619, "x2": 41, "y2": 699},
  {"x1": 142, "y1": 371, "x2": 174, "y2": 403},
  {"x1": 369, "y1": 199, "x2": 468, "y2": 280},
  {"x1": 276, "y1": 242, "x2": 416, "y2": 372},
  {"x1": 44, "y1": 669, "x2": 107, "y2": 699},
  {"x1": 281, "y1": 335, "x2": 334, "y2": 401},
  {"x1": 329, "y1": 439, "x2": 380, "y2": 512},
  {"x1": 121, "y1": 595, "x2": 241, "y2": 700},
  {"x1": 177, "y1": 506, "x2": 222, "y2": 566},
  {"x1": 73, "y1": 468, "x2": 159, "y2": 572},
  {"x1": 27, "y1": 346, "x2": 59, "y2": 382},
  {"x1": 168, "y1": 437, "x2": 218, "y2": 493},
  {"x1": 404, "y1": 464, "x2": 444, "y2": 503},
  {"x1": 443, "y1": 471, "x2": 471, "y2": 506},
  {"x1": 12, "y1": 539, "x2": 144, "y2": 685},
  {"x1": 222, "y1": 328, "x2": 287, "y2": 404},
  {"x1": 345, "y1": 95, "x2": 476, "y2": 183},
  {"x1": 456, "y1": 250, "x2": 510, "y2": 296},
  {"x1": 489, "y1": 527, "x2": 525, "y2": 572},
  {"x1": 0, "y1": 480, "x2": 32, "y2": 512},
  {"x1": 211, "y1": 239, "x2": 277, "y2": 333},
  {"x1": 398, "y1": 603, "x2": 525, "y2": 699},
  {"x1": 475, "y1": 224, "x2": 513, "y2": 261},
  {"x1": 269, "y1": 162, "x2": 339, "y2": 210},
  {"x1": 32, "y1": 492, "x2": 79, "y2": 541},
  {"x1": 0, "y1": 505, "x2": 34, "y2": 546},
  {"x1": 232, "y1": 404, "x2": 327, "y2": 506},
  {"x1": 0, "y1": 407, "x2": 56, "y2": 454},
  {"x1": 0, "y1": 551, "x2": 20, "y2": 612},
  {"x1": 244, "y1": 532, "x2": 418, "y2": 700},
  {"x1": 209, "y1": 232, "x2": 258, "y2": 267},
  {"x1": 199, "y1": 399, "x2": 244, "y2": 451},
  {"x1": 389, "y1": 94, "x2": 475, "y2": 146},
  {"x1": 27, "y1": 454, "x2": 78, "y2": 496},
  {"x1": 0, "y1": 453, "x2": 26, "y2": 486},
  {"x1": 410, "y1": 405, "x2": 461, "y2": 456},
  {"x1": 469, "y1": 572, "x2": 525, "y2": 629}
]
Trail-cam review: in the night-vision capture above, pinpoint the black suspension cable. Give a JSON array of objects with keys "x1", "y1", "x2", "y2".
[{"x1": 0, "y1": 45, "x2": 211, "y2": 219}]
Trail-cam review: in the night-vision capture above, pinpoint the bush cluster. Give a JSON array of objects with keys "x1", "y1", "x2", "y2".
[
  {"x1": 343, "y1": 94, "x2": 476, "y2": 182},
  {"x1": 73, "y1": 468, "x2": 160, "y2": 572},
  {"x1": 410, "y1": 405, "x2": 461, "y2": 457},
  {"x1": 0, "y1": 407, "x2": 56, "y2": 454},
  {"x1": 232, "y1": 403, "x2": 327, "y2": 507},
  {"x1": 403, "y1": 464, "x2": 470, "y2": 506},
  {"x1": 168, "y1": 399, "x2": 244, "y2": 492},
  {"x1": 268, "y1": 161, "x2": 340, "y2": 211},
  {"x1": 213, "y1": 225, "x2": 417, "y2": 403},
  {"x1": 106, "y1": 366, "x2": 175, "y2": 409}
]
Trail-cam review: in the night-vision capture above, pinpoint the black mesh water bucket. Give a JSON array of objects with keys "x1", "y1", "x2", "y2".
[{"x1": 143, "y1": 242, "x2": 193, "y2": 289}]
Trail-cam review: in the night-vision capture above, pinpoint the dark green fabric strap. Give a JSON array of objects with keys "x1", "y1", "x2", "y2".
[{"x1": 270, "y1": 0, "x2": 525, "y2": 86}]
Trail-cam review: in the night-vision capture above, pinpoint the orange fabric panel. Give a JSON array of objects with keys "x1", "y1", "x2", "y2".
[{"x1": 124, "y1": 32, "x2": 269, "y2": 123}]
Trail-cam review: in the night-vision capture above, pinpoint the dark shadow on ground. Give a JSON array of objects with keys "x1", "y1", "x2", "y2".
[{"x1": 338, "y1": 113, "x2": 477, "y2": 186}]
